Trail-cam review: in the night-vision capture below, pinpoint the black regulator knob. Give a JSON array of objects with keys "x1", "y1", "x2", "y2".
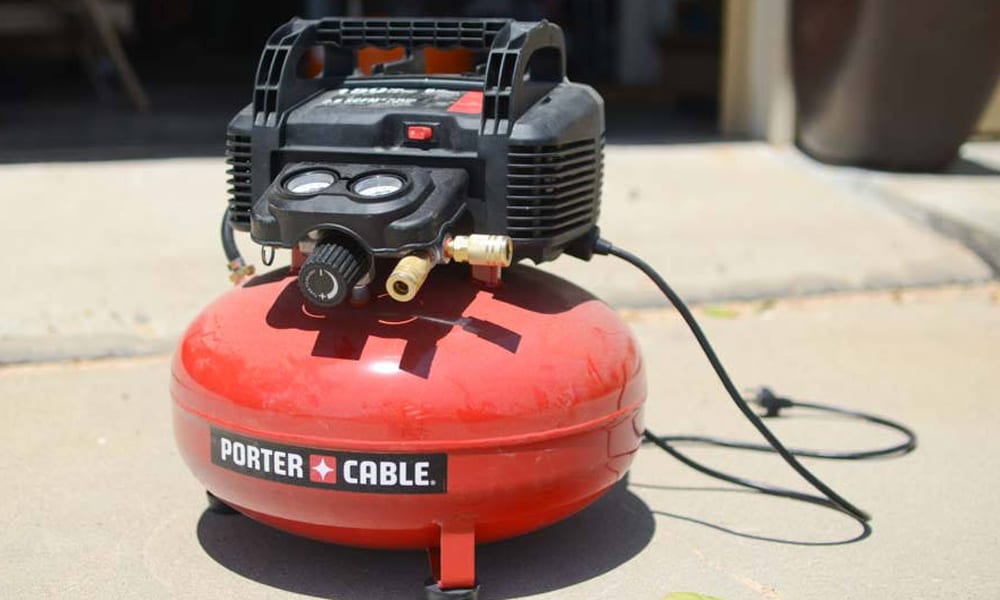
[{"x1": 298, "y1": 241, "x2": 367, "y2": 307}]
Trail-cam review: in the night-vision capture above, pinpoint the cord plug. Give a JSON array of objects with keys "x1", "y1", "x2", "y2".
[{"x1": 753, "y1": 387, "x2": 793, "y2": 418}]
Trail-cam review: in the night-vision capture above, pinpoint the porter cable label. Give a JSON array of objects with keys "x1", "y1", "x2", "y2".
[{"x1": 210, "y1": 428, "x2": 447, "y2": 494}]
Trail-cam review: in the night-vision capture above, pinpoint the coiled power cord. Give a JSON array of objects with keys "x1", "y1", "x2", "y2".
[{"x1": 592, "y1": 238, "x2": 917, "y2": 523}]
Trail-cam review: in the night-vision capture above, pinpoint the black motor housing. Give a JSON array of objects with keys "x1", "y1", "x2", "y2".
[{"x1": 226, "y1": 18, "x2": 604, "y2": 264}]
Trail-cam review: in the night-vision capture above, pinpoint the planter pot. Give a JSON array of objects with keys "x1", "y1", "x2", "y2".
[{"x1": 792, "y1": 0, "x2": 1000, "y2": 171}]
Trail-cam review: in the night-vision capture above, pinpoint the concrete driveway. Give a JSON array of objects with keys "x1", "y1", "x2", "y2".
[{"x1": 2, "y1": 142, "x2": 998, "y2": 599}]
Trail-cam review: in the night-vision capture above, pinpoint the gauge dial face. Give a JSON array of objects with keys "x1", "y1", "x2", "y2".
[
  {"x1": 352, "y1": 174, "x2": 405, "y2": 198},
  {"x1": 285, "y1": 171, "x2": 336, "y2": 195}
]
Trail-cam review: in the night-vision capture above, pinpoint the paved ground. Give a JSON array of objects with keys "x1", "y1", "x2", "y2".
[
  {"x1": 2, "y1": 142, "x2": 995, "y2": 363},
  {"x1": 2, "y1": 141, "x2": 999, "y2": 599},
  {"x1": 818, "y1": 143, "x2": 1000, "y2": 273},
  {"x1": 3, "y1": 284, "x2": 998, "y2": 599},
  {"x1": 541, "y1": 143, "x2": 993, "y2": 305}
]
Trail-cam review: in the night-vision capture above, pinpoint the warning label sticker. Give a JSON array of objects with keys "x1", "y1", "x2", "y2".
[
  {"x1": 320, "y1": 87, "x2": 460, "y2": 109},
  {"x1": 316, "y1": 87, "x2": 482, "y2": 115},
  {"x1": 447, "y1": 91, "x2": 484, "y2": 114}
]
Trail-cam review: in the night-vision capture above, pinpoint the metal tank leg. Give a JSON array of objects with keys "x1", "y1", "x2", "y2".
[
  {"x1": 425, "y1": 523, "x2": 479, "y2": 600},
  {"x1": 205, "y1": 491, "x2": 239, "y2": 515}
]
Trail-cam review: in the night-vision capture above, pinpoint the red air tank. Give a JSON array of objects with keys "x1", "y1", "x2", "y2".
[{"x1": 172, "y1": 265, "x2": 645, "y2": 594}]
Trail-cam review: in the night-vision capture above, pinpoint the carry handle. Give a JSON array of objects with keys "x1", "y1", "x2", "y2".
[
  {"x1": 481, "y1": 21, "x2": 566, "y2": 135},
  {"x1": 313, "y1": 18, "x2": 512, "y2": 52},
  {"x1": 252, "y1": 18, "x2": 566, "y2": 132}
]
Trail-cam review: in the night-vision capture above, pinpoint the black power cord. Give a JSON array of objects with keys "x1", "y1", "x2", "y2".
[
  {"x1": 648, "y1": 387, "x2": 916, "y2": 461},
  {"x1": 592, "y1": 238, "x2": 917, "y2": 523}
]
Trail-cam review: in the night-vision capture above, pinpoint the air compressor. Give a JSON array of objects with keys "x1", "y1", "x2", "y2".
[
  {"x1": 173, "y1": 17, "x2": 639, "y2": 600},
  {"x1": 173, "y1": 16, "x2": 913, "y2": 600}
]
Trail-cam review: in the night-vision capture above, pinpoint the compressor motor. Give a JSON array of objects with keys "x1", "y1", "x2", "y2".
[{"x1": 224, "y1": 17, "x2": 604, "y2": 306}]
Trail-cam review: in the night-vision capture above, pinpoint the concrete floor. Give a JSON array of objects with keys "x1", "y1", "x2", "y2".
[
  {"x1": 2, "y1": 142, "x2": 999, "y2": 599},
  {"x1": 1, "y1": 142, "x2": 993, "y2": 363}
]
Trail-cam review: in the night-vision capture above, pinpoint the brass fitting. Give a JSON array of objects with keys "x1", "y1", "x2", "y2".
[
  {"x1": 386, "y1": 253, "x2": 435, "y2": 302},
  {"x1": 227, "y1": 259, "x2": 256, "y2": 285},
  {"x1": 445, "y1": 235, "x2": 513, "y2": 267}
]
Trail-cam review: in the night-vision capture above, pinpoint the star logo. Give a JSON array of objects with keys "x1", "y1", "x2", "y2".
[{"x1": 309, "y1": 455, "x2": 337, "y2": 483}]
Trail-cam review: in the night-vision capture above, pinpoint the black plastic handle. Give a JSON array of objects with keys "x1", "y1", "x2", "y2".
[
  {"x1": 480, "y1": 20, "x2": 566, "y2": 135},
  {"x1": 252, "y1": 17, "x2": 566, "y2": 135},
  {"x1": 312, "y1": 18, "x2": 512, "y2": 50}
]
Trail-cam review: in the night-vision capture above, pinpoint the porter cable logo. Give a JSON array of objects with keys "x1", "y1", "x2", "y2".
[{"x1": 210, "y1": 428, "x2": 447, "y2": 494}]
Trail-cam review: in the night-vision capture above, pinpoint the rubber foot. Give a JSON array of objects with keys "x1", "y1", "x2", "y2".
[
  {"x1": 424, "y1": 580, "x2": 480, "y2": 600},
  {"x1": 205, "y1": 491, "x2": 240, "y2": 515}
]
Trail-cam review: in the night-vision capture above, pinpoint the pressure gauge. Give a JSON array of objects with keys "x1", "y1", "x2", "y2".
[
  {"x1": 352, "y1": 174, "x2": 405, "y2": 198},
  {"x1": 284, "y1": 170, "x2": 336, "y2": 195}
]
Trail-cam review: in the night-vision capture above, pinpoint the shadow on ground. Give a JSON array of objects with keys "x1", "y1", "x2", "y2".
[
  {"x1": 947, "y1": 157, "x2": 1000, "y2": 176},
  {"x1": 196, "y1": 480, "x2": 655, "y2": 599},
  {"x1": 633, "y1": 484, "x2": 872, "y2": 547}
]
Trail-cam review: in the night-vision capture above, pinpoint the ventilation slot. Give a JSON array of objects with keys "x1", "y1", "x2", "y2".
[
  {"x1": 225, "y1": 133, "x2": 253, "y2": 228},
  {"x1": 506, "y1": 138, "x2": 603, "y2": 240}
]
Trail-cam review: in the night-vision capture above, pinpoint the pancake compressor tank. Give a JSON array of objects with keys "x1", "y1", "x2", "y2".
[{"x1": 172, "y1": 17, "x2": 645, "y2": 599}]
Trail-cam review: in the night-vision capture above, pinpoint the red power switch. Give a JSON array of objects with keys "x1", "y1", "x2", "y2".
[{"x1": 406, "y1": 125, "x2": 434, "y2": 141}]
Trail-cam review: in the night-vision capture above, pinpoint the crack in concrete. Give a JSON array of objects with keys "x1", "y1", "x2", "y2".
[
  {"x1": 690, "y1": 548, "x2": 783, "y2": 599},
  {"x1": 780, "y1": 147, "x2": 1000, "y2": 279},
  {"x1": 0, "y1": 336, "x2": 175, "y2": 368},
  {"x1": 851, "y1": 178, "x2": 1000, "y2": 277},
  {"x1": 3, "y1": 282, "x2": 996, "y2": 369}
]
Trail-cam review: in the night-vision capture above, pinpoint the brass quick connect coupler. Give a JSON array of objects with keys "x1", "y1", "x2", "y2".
[
  {"x1": 227, "y1": 258, "x2": 256, "y2": 285},
  {"x1": 386, "y1": 253, "x2": 435, "y2": 302},
  {"x1": 445, "y1": 235, "x2": 513, "y2": 267},
  {"x1": 386, "y1": 235, "x2": 513, "y2": 302}
]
